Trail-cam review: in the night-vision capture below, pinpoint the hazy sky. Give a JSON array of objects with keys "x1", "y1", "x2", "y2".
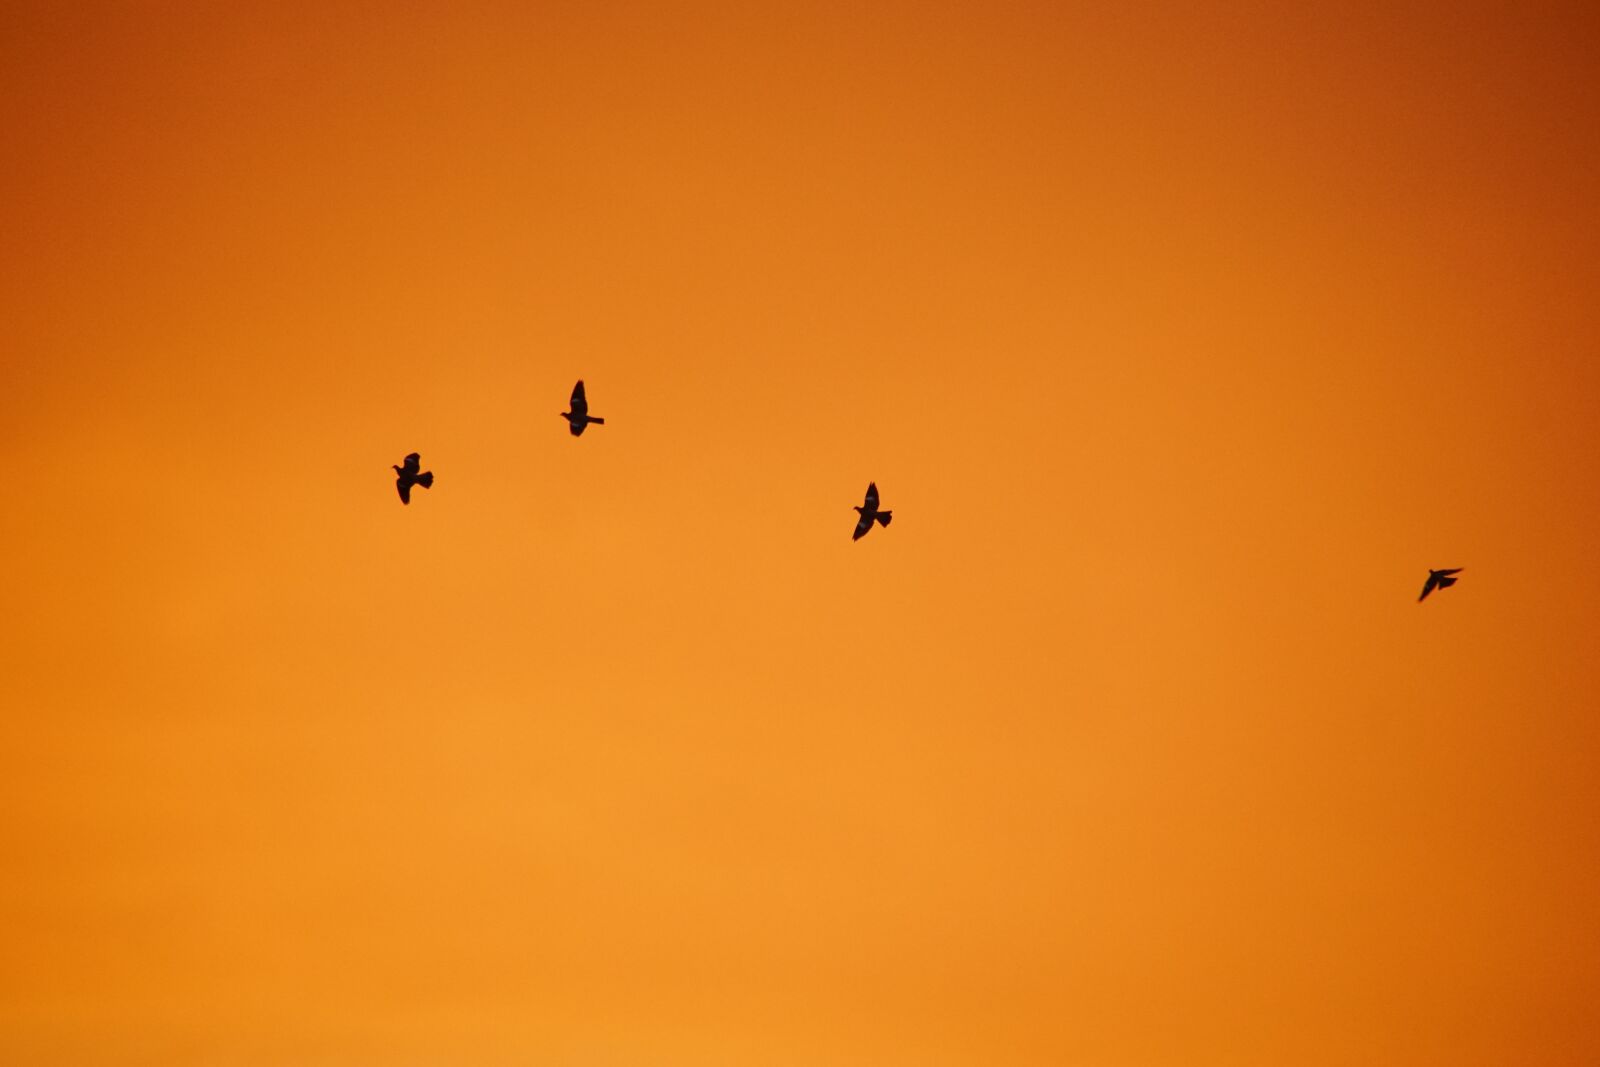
[{"x1": 3, "y1": 3, "x2": 1598, "y2": 1063}]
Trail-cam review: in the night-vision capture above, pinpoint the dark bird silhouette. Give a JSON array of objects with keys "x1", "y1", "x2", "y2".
[
  {"x1": 393, "y1": 452, "x2": 434, "y2": 505},
  {"x1": 852, "y1": 482, "x2": 893, "y2": 541},
  {"x1": 1418, "y1": 567, "x2": 1463, "y2": 602},
  {"x1": 561, "y1": 380, "x2": 606, "y2": 436}
]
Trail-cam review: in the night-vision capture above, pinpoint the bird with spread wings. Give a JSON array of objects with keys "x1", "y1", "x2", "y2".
[
  {"x1": 561, "y1": 380, "x2": 606, "y2": 437},
  {"x1": 852, "y1": 482, "x2": 893, "y2": 541},
  {"x1": 393, "y1": 452, "x2": 434, "y2": 505}
]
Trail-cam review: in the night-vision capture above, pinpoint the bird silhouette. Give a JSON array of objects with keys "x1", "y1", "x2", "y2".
[
  {"x1": 393, "y1": 452, "x2": 434, "y2": 505},
  {"x1": 852, "y1": 482, "x2": 893, "y2": 541},
  {"x1": 561, "y1": 380, "x2": 606, "y2": 436},
  {"x1": 1418, "y1": 567, "x2": 1462, "y2": 602}
]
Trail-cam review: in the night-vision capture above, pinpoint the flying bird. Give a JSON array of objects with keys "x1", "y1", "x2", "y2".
[
  {"x1": 1418, "y1": 567, "x2": 1463, "y2": 602},
  {"x1": 852, "y1": 482, "x2": 893, "y2": 541},
  {"x1": 393, "y1": 452, "x2": 434, "y2": 505},
  {"x1": 561, "y1": 380, "x2": 606, "y2": 436}
]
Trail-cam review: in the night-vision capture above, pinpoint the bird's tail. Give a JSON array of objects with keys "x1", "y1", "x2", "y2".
[
  {"x1": 1437, "y1": 575, "x2": 1457, "y2": 589},
  {"x1": 417, "y1": 472, "x2": 434, "y2": 489},
  {"x1": 876, "y1": 511, "x2": 892, "y2": 527},
  {"x1": 588, "y1": 416, "x2": 606, "y2": 425}
]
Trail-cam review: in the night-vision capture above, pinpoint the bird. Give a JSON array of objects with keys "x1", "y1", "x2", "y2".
[
  {"x1": 561, "y1": 380, "x2": 606, "y2": 436},
  {"x1": 852, "y1": 482, "x2": 893, "y2": 541},
  {"x1": 1418, "y1": 567, "x2": 1463, "y2": 602},
  {"x1": 393, "y1": 452, "x2": 434, "y2": 505}
]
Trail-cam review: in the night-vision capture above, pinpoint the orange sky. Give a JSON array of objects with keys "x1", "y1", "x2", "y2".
[{"x1": 3, "y1": 3, "x2": 1599, "y2": 1063}]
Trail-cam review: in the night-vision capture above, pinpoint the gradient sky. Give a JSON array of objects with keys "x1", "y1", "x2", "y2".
[{"x1": 3, "y1": 3, "x2": 1599, "y2": 1064}]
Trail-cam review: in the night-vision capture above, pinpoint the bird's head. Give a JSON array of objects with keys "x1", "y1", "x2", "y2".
[{"x1": 392, "y1": 465, "x2": 403, "y2": 474}]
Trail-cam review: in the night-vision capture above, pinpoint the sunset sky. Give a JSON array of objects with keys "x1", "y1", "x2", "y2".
[{"x1": 3, "y1": 3, "x2": 1598, "y2": 1063}]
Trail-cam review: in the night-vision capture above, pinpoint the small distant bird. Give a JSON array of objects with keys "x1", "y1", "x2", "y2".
[
  {"x1": 1418, "y1": 567, "x2": 1463, "y2": 602},
  {"x1": 852, "y1": 482, "x2": 893, "y2": 541},
  {"x1": 393, "y1": 452, "x2": 434, "y2": 505},
  {"x1": 561, "y1": 380, "x2": 606, "y2": 436}
]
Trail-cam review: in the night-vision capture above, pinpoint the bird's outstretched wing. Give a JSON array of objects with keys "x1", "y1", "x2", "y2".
[
  {"x1": 570, "y1": 380, "x2": 588, "y2": 417},
  {"x1": 863, "y1": 482, "x2": 879, "y2": 510},
  {"x1": 1419, "y1": 573, "x2": 1439, "y2": 601},
  {"x1": 402, "y1": 452, "x2": 421, "y2": 476},
  {"x1": 569, "y1": 418, "x2": 586, "y2": 437},
  {"x1": 1437, "y1": 568, "x2": 1463, "y2": 577},
  {"x1": 397, "y1": 479, "x2": 412, "y2": 505},
  {"x1": 853, "y1": 512, "x2": 874, "y2": 540}
]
